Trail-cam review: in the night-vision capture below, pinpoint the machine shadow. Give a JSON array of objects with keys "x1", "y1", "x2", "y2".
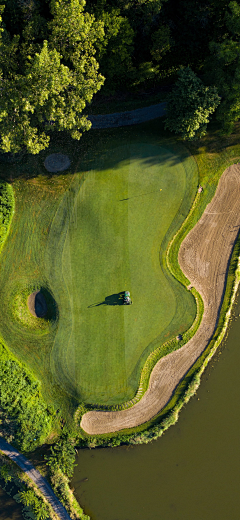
[{"x1": 88, "y1": 291, "x2": 125, "y2": 307}]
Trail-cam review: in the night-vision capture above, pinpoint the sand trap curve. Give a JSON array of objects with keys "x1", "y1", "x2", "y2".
[{"x1": 81, "y1": 164, "x2": 240, "y2": 434}]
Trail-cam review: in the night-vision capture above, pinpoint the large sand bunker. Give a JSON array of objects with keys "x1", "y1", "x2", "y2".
[{"x1": 81, "y1": 163, "x2": 240, "y2": 434}]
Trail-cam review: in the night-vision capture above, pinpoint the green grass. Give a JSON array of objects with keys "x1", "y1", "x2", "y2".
[
  {"x1": 0, "y1": 123, "x2": 197, "y2": 411},
  {"x1": 70, "y1": 119, "x2": 240, "y2": 443},
  {"x1": 47, "y1": 142, "x2": 197, "y2": 405},
  {"x1": 1, "y1": 117, "x2": 240, "y2": 427}
]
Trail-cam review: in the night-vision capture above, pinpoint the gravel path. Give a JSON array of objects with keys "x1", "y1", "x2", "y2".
[
  {"x1": 81, "y1": 164, "x2": 240, "y2": 434},
  {"x1": 88, "y1": 102, "x2": 166, "y2": 129},
  {"x1": 0, "y1": 438, "x2": 72, "y2": 520}
]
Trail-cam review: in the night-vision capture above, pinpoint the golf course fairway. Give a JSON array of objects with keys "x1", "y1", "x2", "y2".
[{"x1": 0, "y1": 137, "x2": 198, "y2": 408}]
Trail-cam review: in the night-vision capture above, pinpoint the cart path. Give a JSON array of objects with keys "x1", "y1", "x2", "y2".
[
  {"x1": 88, "y1": 102, "x2": 166, "y2": 129},
  {"x1": 0, "y1": 438, "x2": 72, "y2": 520},
  {"x1": 81, "y1": 163, "x2": 240, "y2": 434}
]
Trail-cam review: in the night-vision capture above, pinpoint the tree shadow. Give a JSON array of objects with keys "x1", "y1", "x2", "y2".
[{"x1": 88, "y1": 291, "x2": 125, "y2": 307}]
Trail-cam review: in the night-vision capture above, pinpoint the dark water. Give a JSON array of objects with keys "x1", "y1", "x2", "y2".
[
  {"x1": 72, "y1": 290, "x2": 240, "y2": 520},
  {"x1": 0, "y1": 486, "x2": 23, "y2": 520}
]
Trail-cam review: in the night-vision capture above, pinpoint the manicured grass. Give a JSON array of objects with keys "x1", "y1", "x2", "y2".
[
  {"x1": 47, "y1": 142, "x2": 197, "y2": 404},
  {"x1": 0, "y1": 123, "x2": 197, "y2": 410}
]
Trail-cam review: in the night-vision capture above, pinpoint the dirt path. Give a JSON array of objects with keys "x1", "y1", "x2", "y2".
[
  {"x1": 81, "y1": 164, "x2": 240, "y2": 434},
  {"x1": 88, "y1": 102, "x2": 166, "y2": 129},
  {"x1": 0, "y1": 438, "x2": 72, "y2": 520}
]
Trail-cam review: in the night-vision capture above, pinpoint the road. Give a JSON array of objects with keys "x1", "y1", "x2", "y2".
[
  {"x1": 0, "y1": 438, "x2": 72, "y2": 520},
  {"x1": 88, "y1": 102, "x2": 166, "y2": 129}
]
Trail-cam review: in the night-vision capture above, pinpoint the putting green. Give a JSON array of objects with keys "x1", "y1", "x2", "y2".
[
  {"x1": 0, "y1": 138, "x2": 198, "y2": 407},
  {"x1": 45, "y1": 143, "x2": 197, "y2": 404}
]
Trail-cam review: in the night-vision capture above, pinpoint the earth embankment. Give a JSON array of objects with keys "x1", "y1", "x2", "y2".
[{"x1": 81, "y1": 163, "x2": 240, "y2": 434}]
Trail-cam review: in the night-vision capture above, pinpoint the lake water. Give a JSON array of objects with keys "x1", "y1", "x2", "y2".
[{"x1": 72, "y1": 289, "x2": 240, "y2": 520}]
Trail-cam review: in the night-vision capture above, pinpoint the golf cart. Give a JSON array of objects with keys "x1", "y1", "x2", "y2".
[{"x1": 123, "y1": 291, "x2": 132, "y2": 305}]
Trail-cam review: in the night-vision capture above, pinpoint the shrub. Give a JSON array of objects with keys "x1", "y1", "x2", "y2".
[
  {"x1": 0, "y1": 344, "x2": 52, "y2": 451},
  {"x1": 165, "y1": 67, "x2": 220, "y2": 140}
]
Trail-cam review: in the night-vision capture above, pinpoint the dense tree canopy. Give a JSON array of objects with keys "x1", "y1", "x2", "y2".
[
  {"x1": 1, "y1": 0, "x2": 240, "y2": 153},
  {"x1": 205, "y1": 1, "x2": 240, "y2": 133},
  {"x1": 165, "y1": 67, "x2": 220, "y2": 140},
  {"x1": 0, "y1": 0, "x2": 104, "y2": 154}
]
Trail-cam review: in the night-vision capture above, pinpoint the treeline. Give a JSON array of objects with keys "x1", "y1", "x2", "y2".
[{"x1": 1, "y1": 0, "x2": 240, "y2": 153}]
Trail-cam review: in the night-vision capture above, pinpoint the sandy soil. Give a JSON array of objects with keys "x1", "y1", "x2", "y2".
[
  {"x1": 81, "y1": 164, "x2": 240, "y2": 434},
  {"x1": 27, "y1": 291, "x2": 47, "y2": 317}
]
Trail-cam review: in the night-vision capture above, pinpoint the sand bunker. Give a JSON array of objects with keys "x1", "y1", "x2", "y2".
[
  {"x1": 81, "y1": 164, "x2": 240, "y2": 434},
  {"x1": 27, "y1": 291, "x2": 47, "y2": 318},
  {"x1": 44, "y1": 153, "x2": 71, "y2": 173}
]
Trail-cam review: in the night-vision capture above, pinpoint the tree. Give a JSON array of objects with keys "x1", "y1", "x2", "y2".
[
  {"x1": 0, "y1": 0, "x2": 105, "y2": 154},
  {"x1": 45, "y1": 436, "x2": 76, "y2": 478},
  {"x1": 91, "y1": 4, "x2": 135, "y2": 90},
  {"x1": 206, "y1": 1, "x2": 240, "y2": 133},
  {"x1": 18, "y1": 490, "x2": 49, "y2": 520},
  {"x1": 165, "y1": 67, "x2": 220, "y2": 140}
]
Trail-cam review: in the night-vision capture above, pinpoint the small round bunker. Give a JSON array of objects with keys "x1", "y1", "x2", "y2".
[
  {"x1": 27, "y1": 290, "x2": 47, "y2": 318},
  {"x1": 44, "y1": 153, "x2": 71, "y2": 173}
]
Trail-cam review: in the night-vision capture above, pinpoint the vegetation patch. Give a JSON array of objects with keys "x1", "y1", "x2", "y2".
[
  {"x1": 44, "y1": 435, "x2": 90, "y2": 520},
  {"x1": 0, "y1": 452, "x2": 58, "y2": 520},
  {"x1": 0, "y1": 343, "x2": 53, "y2": 452}
]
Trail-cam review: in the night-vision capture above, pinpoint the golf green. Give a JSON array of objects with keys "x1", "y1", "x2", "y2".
[
  {"x1": 0, "y1": 138, "x2": 198, "y2": 407},
  {"x1": 46, "y1": 142, "x2": 197, "y2": 404}
]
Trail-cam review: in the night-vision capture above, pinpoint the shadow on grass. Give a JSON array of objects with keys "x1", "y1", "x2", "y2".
[
  {"x1": 0, "y1": 118, "x2": 189, "y2": 183},
  {"x1": 1, "y1": 116, "x2": 240, "y2": 185},
  {"x1": 40, "y1": 288, "x2": 58, "y2": 322},
  {"x1": 88, "y1": 291, "x2": 125, "y2": 307}
]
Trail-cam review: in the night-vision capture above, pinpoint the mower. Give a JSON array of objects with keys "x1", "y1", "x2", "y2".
[{"x1": 123, "y1": 291, "x2": 132, "y2": 305}]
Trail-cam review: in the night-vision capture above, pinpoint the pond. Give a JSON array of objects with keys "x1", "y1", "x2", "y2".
[{"x1": 72, "y1": 288, "x2": 240, "y2": 520}]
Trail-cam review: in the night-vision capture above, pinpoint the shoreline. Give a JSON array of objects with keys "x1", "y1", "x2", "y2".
[{"x1": 81, "y1": 163, "x2": 240, "y2": 435}]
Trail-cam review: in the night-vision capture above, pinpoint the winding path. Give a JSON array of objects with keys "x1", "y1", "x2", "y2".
[
  {"x1": 0, "y1": 438, "x2": 72, "y2": 520},
  {"x1": 81, "y1": 163, "x2": 240, "y2": 434},
  {"x1": 88, "y1": 102, "x2": 166, "y2": 129}
]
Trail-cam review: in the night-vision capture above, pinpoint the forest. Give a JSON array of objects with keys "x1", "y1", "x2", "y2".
[{"x1": 0, "y1": 0, "x2": 240, "y2": 152}]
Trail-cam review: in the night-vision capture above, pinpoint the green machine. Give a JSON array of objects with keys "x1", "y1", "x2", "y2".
[{"x1": 123, "y1": 291, "x2": 132, "y2": 305}]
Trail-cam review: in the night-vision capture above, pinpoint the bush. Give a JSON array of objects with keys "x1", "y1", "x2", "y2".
[
  {"x1": 0, "y1": 344, "x2": 52, "y2": 451},
  {"x1": 18, "y1": 490, "x2": 49, "y2": 520},
  {"x1": 45, "y1": 435, "x2": 76, "y2": 478},
  {"x1": 165, "y1": 67, "x2": 220, "y2": 140}
]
